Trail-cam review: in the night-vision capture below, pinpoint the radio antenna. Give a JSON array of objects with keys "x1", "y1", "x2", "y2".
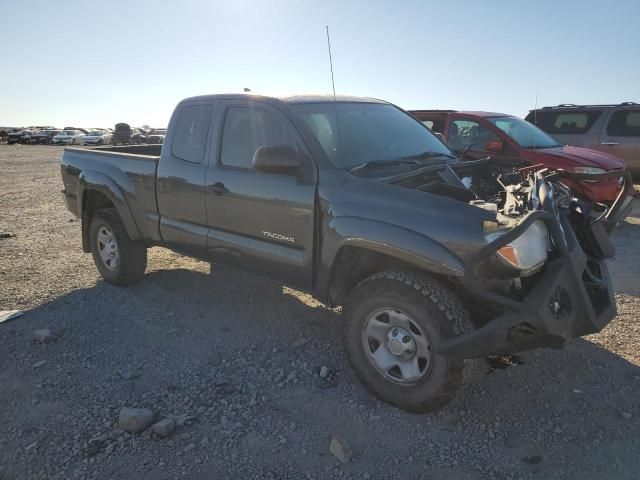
[
  {"x1": 325, "y1": 26, "x2": 341, "y2": 150},
  {"x1": 533, "y1": 92, "x2": 538, "y2": 151},
  {"x1": 326, "y1": 25, "x2": 337, "y2": 102}
]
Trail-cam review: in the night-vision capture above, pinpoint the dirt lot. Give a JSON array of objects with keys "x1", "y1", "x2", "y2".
[{"x1": 0, "y1": 145, "x2": 639, "y2": 480}]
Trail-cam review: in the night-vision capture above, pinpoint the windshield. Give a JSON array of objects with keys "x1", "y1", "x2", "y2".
[
  {"x1": 292, "y1": 102, "x2": 454, "y2": 169},
  {"x1": 488, "y1": 116, "x2": 562, "y2": 149},
  {"x1": 88, "y1": 131, "x2": 102, "y2": 136},
  {"x1": 62, "y1": 130, "x2": 75, "y2": 135}
]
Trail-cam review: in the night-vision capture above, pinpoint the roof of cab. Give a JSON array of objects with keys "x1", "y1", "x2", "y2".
[{"x1": 179, "y1": 93, "x2": 387, "y2": 105}]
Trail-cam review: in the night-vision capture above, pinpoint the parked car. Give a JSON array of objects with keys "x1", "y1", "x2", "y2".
[
  {"x1": 52, "y1": 129, "x2": 85, "y2": 145},
  {"x1": 525, "y1": 102, "x2": 640, "y2": 178},
  {"x1": 410, "y1": 110, "x2": 628, "y2": 205},
  {"x1": 63, "y1": 127, "x2": 90, "y2": 134},
  {"x1": 31, "y1": 129, "x2": 61, "y2": 145},
  {"x1": 131, "y1": 128, "x2": 146, "y2": 144},
  {"x1": 111, "y1": 123, "x2": 133, "y2": 145},
  {"x1": 146, "y1": 128, "x2": 167, "y2": 144},
  {"x1": 60, "y1": 93, "x2": 633, "y2": 412},
  {"x1": 6, "y1": 128, "x2": 33, "y2": 144},
  {"x1": 82, "y1": 129, "x2": 113, "y2": 146}
]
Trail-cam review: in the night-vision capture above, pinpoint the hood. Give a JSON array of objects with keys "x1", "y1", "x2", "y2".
[{"x1": 528, "y1": 145, "x2": 625, "y2": 171}]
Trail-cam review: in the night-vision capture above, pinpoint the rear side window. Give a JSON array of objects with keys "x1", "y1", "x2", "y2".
[
  {"x1": 171, "y1": 104, "x2": 213, "y2": 163},
  {"x1": 607, "y1": 110, "x2": 640, "y2": 137},
  {"x1": 527, "y1": 110, "x2": 602, "y2": 134},
  {"x1": 220, "y1": 107, "x2": 296, "y2": 169}
]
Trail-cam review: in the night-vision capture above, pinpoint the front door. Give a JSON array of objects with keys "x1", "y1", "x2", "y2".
[{"x1": 205, "y1": 100, "x2": 317, "y2": 290}]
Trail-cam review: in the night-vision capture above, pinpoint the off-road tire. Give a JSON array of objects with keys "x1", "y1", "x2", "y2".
[
  {"x1": 343, "y1": 271, "x2": 482, "y2": 413},
  {"x1": 89, "y1": 208, "x2": 147, "y2": 286}
]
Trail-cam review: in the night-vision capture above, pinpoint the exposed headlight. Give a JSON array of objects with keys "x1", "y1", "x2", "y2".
[
  {"x1": 573, "y1": 167, "x2": 605, "y2": 175},
  {"x1": 485, "y1": 220, "x2": 549, "y2": 274}
]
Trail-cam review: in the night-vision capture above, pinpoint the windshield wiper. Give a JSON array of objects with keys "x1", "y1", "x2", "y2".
[
  {"x1": 349, "y1": 151, "x2": 457, "y2": 174},
  {"x1": 348, "y1": 158, "x2": 424, "y2": 173},
  {"x1": 400, "y1": 150, "x2": 456, "y2": 160}
]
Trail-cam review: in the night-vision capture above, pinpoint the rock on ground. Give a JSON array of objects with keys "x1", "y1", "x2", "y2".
[
  {"x1": 330, "y1": 436, "x2": 352, "y2": 464},
  {"x1": 151, "y1": 418, "x2": 176, "y2": 438},
  {"x1": 118, "y1": 408, "x2": 154, "y2": 434},
  {"x1": 32, "y1": 329, "x2": 57, "y2": 343}
]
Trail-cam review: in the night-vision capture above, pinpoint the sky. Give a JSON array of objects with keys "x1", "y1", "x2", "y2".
[{"x1": 1, "y1": 0, "x2": 638, "y2": 128}]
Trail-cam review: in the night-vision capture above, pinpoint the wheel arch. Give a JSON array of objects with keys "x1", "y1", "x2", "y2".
[
  {"x1": 319, "y1": 217, "x2": 465, "y2": 306},
  {"x1": 78, "y1": 172, "x2": 142, "y2": 252}
]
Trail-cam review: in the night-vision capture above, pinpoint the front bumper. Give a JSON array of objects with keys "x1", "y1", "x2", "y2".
[
  {"x1": 436, "y1": 171, "x2": 633, "y2": 359},
  {"x1": 439, "y1": 212, "x2": 616, "y2": 358}
]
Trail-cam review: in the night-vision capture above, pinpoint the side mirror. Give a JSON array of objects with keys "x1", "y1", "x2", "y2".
[
  {"x1": 253, "y1": 145, "x2": 303, "y2": 175},
  {"x1": 484, "y1": 140, "x2": 504, "y2": 153}
]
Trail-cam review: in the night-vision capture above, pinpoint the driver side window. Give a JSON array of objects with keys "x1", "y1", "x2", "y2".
[
  {"x1": 221, "y1": 107, "x2": 297, "y2": 170},
  {"x1": 449, "y1": 119, "x2": 498, "y2": 151}
]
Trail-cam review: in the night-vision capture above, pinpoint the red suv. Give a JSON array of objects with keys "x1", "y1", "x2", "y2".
[{"x1": 409, "y1": 110, "x2": 627, "y2": 204}]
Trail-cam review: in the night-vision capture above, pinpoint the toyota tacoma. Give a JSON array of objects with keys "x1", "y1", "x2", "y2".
[{"x1": 60, "y1": 94, "x2": 633, "y2": 412}]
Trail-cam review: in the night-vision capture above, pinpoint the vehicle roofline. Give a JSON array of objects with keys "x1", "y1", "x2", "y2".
[
  {"x1": 530, "y1": 101, "x2": 638, "y2": 111},
  {"x1": 408, "y1": 110, "x2": 511, "y2": 118},
  {"x1": 177, "y1": 93, "x2": 389, "y2": 105}
]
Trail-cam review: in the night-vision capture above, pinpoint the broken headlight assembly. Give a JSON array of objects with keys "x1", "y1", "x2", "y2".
[{"x1": 484, "y1": 220, "x2": 550, "y2": 276}]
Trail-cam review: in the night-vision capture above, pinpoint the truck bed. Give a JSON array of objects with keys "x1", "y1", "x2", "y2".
[
  {"x1": 60, "y1": 145, "x2": 161, "y2": 244},
  {"x1": 89, "y1": 144, "x2": 163, "y2": 157}
]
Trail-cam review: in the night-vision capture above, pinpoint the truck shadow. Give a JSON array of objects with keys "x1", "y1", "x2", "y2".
[{"x1": 9, "y1": 265, "x2": 639, "y2": 424}]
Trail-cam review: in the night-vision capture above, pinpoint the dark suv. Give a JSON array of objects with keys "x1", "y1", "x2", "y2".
[{"x1": 526, "y1": 102, "x2": 640, "y2": 177}]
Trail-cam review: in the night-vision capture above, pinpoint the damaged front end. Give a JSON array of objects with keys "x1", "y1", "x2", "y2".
[{"x1": 387, "y1": 160, "x2": 634, "y2": 358}]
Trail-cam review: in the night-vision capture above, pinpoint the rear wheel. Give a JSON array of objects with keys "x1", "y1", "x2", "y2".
[
  {"x1": 89, "y1": 208, "x2": 147, "y2": 286},
  {"x1": 343, "y1": 271, "x2": 479, "y2": 413}
]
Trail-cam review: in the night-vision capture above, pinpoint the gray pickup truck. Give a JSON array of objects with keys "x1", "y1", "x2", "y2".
[{"x1": 60, "y1": 94, "x2": 633, "y2": 412}]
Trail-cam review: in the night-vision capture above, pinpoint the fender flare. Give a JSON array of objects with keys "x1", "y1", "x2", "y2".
[
  {"x1": 317, "y1": 216, "x2": 465, "y2": 301},
  {"x1": 77, "y1": 170, "x2": 142, "y2": 242}
]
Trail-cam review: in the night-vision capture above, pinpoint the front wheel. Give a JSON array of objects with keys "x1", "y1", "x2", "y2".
[
  {"x1": 343, "y1": 271, "x2": 479, "y2": 413},
  {"x1": 89, "y1": 208, "x2": 147, "y2": 286}
]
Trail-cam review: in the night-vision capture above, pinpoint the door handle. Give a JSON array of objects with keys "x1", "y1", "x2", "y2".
[
  {"x1": 209, "y1": 182, "x2": 229, "y2": 195},
  {"x1": 601, "y1": 141, "x2": 619, "y2": 146}
]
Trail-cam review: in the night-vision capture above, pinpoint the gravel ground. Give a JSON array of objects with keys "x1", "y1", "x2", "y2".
[{"x1": 0, "y1": 145, "x2": 639, "y2": 480}]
